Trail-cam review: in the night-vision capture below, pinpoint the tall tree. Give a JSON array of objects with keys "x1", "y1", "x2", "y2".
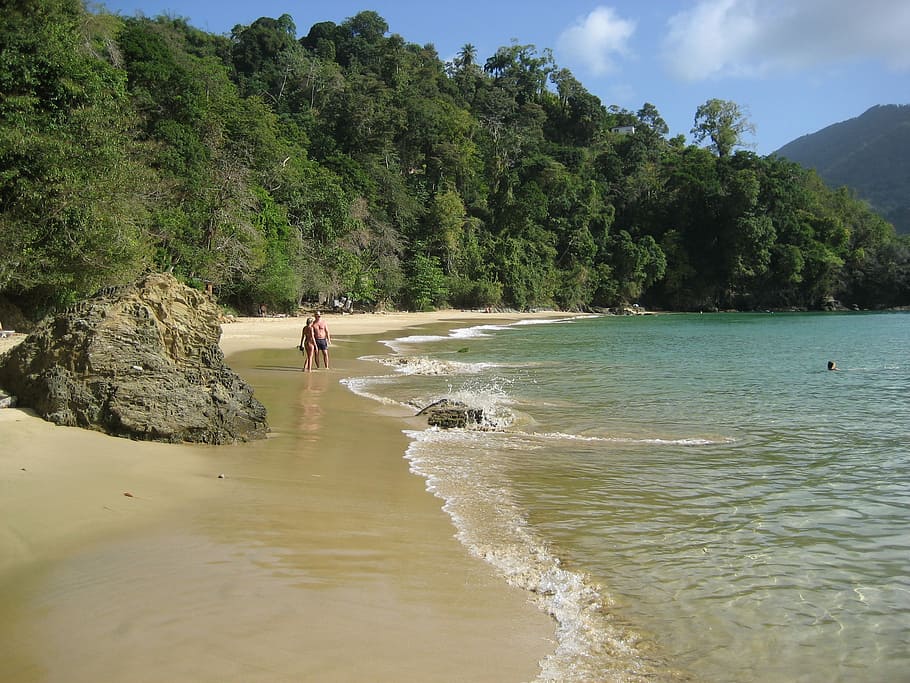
[
  {"x1": 691, "y1": 99, "x2": 755, "y2": 158},
  {"x1": 637, "y1": 102, "x2": 669, "y2": 136},
  {"x1": 230, "y1": 14, "x2": 300, "y2": 104}
]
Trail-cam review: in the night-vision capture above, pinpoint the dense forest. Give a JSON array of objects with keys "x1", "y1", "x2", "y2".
[{"x1": 2, "y1": 0, "x2": 909, "y2": 319}]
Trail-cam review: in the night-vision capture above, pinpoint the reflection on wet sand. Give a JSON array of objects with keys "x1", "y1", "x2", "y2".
[{"x1": 297, "y1": 369, "x2": 329, "y2": 440}]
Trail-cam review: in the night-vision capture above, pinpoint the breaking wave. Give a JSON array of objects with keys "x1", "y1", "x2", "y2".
[
  {"x1": 362, "y1": 354, "x2": 497, "y2": 376},
  {"x1": 404, "y1": 428, "x2": 687, "y2": 682}
]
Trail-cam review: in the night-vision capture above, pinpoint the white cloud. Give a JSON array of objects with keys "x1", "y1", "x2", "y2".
[
  {"x1": 663, "y1": 0, "x2": 910, "y2": 81},
  {"x1": 557, "y1": 6, "x2": 636, "y2": 75}
]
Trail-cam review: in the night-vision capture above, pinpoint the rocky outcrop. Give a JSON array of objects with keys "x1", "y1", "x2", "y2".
[
  {"x1": 820, "y1": 296, "x2": 850, "y2": 312},
  {"x1": 416, "y1": 399, "x2": 483, "y2": 429},
  {"x1": 0, "y1": 273, "x2": 268, "y2": 443}
]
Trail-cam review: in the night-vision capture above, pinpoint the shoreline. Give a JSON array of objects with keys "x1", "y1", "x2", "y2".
[{"x1": 0, "y1": 309, "x2": 563, "y2": 682}]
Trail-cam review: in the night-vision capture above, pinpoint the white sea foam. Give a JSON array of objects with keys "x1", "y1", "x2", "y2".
[
  {"x1": 448, "y1": 323, "x2": 510, "y2": 338},
  {"x1": 371, "y1": 355, "x2": 496, "y2": 376},
  {"x1": 339, "y1": 376, "x2": 413, "y2": 408},
  {"x1": 381, "y1": 313, "x2": 590, "y2": 353},
  {"x1": 447, "y1": 314, "x2": 593, "y2": 339},
  {"x1": 379, "y1": 334, "x2": 449, "y2": 354},
  {"x1": 512, "y1": 314, "x2": 598, "y2": 326},
  {"x1": 403, "y1": 428, "x2": 675, "y2": 682},
  {"x1": 445, "y1": 379, "x2": 520, "y2": 430},
  {"x1": 391, "y1": 333, "x2": 450, "y2": 344},
  {"x1": 529, "y1": 431, "x2": 735, "y2": 446}
]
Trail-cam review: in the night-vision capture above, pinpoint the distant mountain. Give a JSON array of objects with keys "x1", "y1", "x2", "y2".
[{"x1": 774, "y1": 104, "x2": 910, "y2": 234}]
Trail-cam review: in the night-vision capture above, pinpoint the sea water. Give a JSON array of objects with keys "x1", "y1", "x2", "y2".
[{"x1": 344, "y1": 312, "x2": 910, "y2": 683}]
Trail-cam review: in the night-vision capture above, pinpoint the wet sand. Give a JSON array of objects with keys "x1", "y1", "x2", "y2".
[{"x1": 0, "y1": 311, "x2": 559, "y2": 682}]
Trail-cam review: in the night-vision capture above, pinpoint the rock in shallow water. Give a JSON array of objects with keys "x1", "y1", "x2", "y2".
[{"x1": 416, "y1": 398, "x2": 483, "y2": 429}]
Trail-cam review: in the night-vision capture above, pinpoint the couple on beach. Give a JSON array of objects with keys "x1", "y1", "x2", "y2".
[{"x1": 298, "y1": 311, "x2": 330, "y2": 371}]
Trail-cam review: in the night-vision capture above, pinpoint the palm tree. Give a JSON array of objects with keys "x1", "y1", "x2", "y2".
[{"x1": 456, "y1": 43, "x2": 477, "y2": 71}]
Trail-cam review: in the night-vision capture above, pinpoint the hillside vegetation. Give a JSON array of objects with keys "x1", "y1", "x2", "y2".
[
  {"x1": 775, "y1": 104, "x2": 910, "y2": 236},
  {"x1": 2, "y1": 1, "x2": 909, "y2": 318}
]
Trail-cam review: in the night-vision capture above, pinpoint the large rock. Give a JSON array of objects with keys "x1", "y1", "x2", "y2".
[{"x1": 0, "y1": 273, "x2": 268, "y2": 443}]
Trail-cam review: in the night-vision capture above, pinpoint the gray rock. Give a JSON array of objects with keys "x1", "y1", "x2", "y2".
[
  {"x1": 0, "y1": 273, "x2": 268, "y2": 443},
  {"x1": 416, "y1": 398, "x2": 483, "y2": 429}
]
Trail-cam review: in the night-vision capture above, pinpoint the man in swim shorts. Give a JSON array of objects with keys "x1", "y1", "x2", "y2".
[{"x1": 311, "y1": 311, "x2": 331, "y2": 368}]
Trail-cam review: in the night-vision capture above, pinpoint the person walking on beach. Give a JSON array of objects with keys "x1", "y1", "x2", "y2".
[
  {"x1": 311, "y1": 311, "x2": 330, "y2": 368},
  {"x1": 299, "y1": 318, "x2": 316, "y2": 371}
]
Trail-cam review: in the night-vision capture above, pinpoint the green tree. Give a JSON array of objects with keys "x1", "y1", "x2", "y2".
[
  {"x1": 637, "y1": 102, "x2": 669, "y2": 136},
  {"x1": 455, "y1": 43, "x2": 477, "y2": 70},
  {"x1": 492, "y1": 230, "x2": 556, "y2": 309},
  {"x1": 691, "y1": 99, "x2": 755, "y2": 158},
  {"x1": 449, "y1": 43, "x2": 483, "y2": 105},
  {"x1": 484, "y1": 43, "x2": 555, "y2": 103},
  {"x1": 245, "y1": 187, "x2": 299, "y2": 311},
  {"x1": 405, "y1": 251, "x2": 447, "y2": 310},
  {"x1": 427, "y1": 189, "x2": 467, "y2": 271},
  {"x1": 332, "y1": 11, "x2": 389, "y2": 68},
  {"x1": 230, "y1": 14, "x2": 299, "y2": 102},
  {"x1": 0, "y1": 0, "x2": 151, "y2": 308},
  {"x1": 608, "y1": 231, "x2": 666, "y2": 303}
]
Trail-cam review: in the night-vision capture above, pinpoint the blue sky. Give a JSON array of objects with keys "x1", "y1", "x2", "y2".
[{"x1": 100, "y1": 0, "x2": 910, "y2": 155}]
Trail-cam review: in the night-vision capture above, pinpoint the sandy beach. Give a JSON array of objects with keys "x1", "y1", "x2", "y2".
[{"x1": 0, "y1": 310, "x2": 560, "y2": 682}]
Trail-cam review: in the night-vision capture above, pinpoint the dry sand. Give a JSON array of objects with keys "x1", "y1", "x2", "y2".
[{"x1": 0, "y1": 310, "x2": 561, "y2": 682}]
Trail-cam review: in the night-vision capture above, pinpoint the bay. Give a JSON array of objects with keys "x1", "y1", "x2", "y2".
[{"x1": 348, "y1": 312, "x2": 910, "y2": 682}]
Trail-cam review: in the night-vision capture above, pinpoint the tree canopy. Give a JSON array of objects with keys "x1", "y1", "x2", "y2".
[
  {"x1": 1, "y1": 3, "x2": 907, "y2": 316},
  {"x1": 691, "y1": 98, "x2": 756, "y2": 158}
]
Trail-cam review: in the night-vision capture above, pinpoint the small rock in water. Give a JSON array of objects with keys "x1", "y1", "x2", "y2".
[
  {"x1": 217, "y1": 473, "x2": 225, "y2": 479},
  {"x1": 416, "y1": 398, "x2": 483, "y2": 429}
]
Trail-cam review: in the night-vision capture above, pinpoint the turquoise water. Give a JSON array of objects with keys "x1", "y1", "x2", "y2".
[{"x1": 346, "y1": 312, "x2": 910, "y2": 682}]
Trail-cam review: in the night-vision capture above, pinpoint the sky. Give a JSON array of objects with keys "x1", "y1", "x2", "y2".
[{"x1": 99, "y1": 0, "x2": 910, "y2": 155}]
